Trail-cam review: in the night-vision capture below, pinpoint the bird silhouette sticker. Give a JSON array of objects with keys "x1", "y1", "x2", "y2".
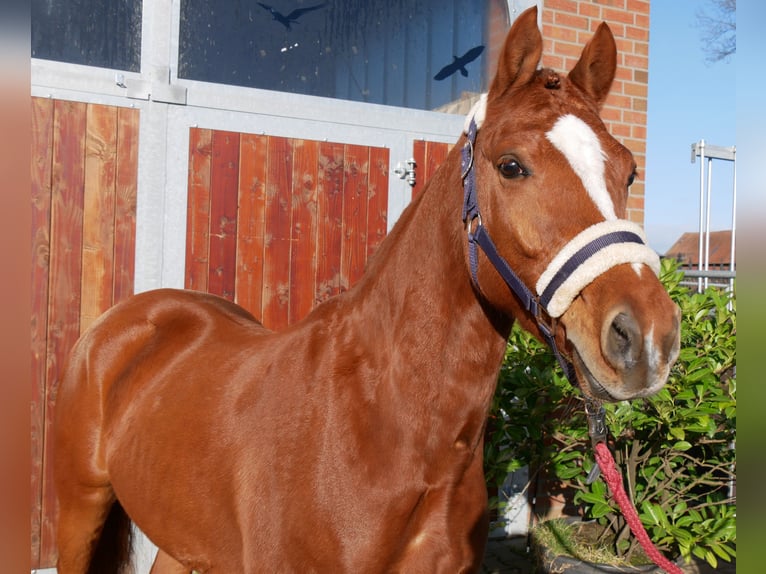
[
  {"x1": 433, "y1": 46, "x2": 485, "y2": 80},
  {"x1": 257, "y1": 2, "x2": 326, "y2": 30}
]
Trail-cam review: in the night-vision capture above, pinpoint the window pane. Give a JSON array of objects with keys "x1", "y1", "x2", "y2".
[
  {"x1": 31, "y1": 0, "x2": 142, "y2": 72},
  {"x1": 180, "y1": 0, "x2": 503, "y2": 111}
]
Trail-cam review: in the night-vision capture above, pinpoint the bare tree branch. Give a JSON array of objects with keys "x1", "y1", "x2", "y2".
[{"x1": 697, "y1": 0, "x2": 736, "y2": 63}]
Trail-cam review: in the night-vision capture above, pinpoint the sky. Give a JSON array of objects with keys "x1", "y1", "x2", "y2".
[{"x1": 644, "y1": 1, "x2": 736, "y2": 254}]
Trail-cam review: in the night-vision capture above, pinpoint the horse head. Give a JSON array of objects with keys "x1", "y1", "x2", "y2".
[{"x1": 465, "y1": 7, "x2": 680, "y2": 402}]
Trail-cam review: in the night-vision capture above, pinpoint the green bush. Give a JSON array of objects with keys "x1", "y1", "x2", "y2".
[{"x1": 485, "y1": 259, "x2": 736, "y2": 568}]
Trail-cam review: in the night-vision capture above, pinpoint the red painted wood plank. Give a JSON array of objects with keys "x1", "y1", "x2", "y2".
[
  {"x1": 410, "y1": 139, "x2": 426, "y2": 200},
  {"x1": 207, "y1": 131, "x2": 240, "y2": 301},
  {"x1": 40, "y1": 99, "x2": 88, "y2": 566},
  {"x1": 235, "y1": 133, "x2": 268, "y2": 320},
  {"x1": 366, "y1": 145, "x2": 389, "y2": 259},
  {"x1": 185, "y1": 128, "x2": 213, "y2": 292},
  {"x1": 342, "y1": 144, "x2": 369, "y2": 287},
  {"x1": 425, "y1": 141, "x2": 449, "y2": 184},
  {"x1": 113, "y1": 107, "x2": 139, "y2": 304},
  {"x1": 30, "y1": 96, "x2": 54, "y2": 570},
  {"x1": 262, "y1": 136, "x2": 293, "y2": 330},
  {"x1": 80, "y1": 104, "x2": 117, "y2": 333},
  {"x1": 289, "y1": 139, "x2": 319, "y2": 324},
  {"x1": 316, "y1": 141, "x2": 345, "y2": 304}
]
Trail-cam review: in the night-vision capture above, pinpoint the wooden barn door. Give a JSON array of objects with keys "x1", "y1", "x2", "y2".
[
  {"x1": 184, "y1": 129, "x2": 389, "y2": 329},
  {"x1": 30, "y1": 97, "x2": 139, "y2": 569}
]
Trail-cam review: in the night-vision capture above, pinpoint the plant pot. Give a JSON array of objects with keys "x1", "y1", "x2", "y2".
[
  {"x1": 535, "y1": 544, "x2": 664, "y2": 574},
  {"x1": 531, "y1": 518, "x2": 674, "y2": 574}
]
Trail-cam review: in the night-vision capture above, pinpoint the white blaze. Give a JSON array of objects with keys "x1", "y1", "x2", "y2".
[{"x1": 546, "y1": 114, "x2": 616, "y2": 220}]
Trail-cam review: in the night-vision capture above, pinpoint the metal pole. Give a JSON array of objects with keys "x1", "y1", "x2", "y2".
[
  {"x1": 729, "y1": 151, "x2": 737, "y2": 302},
  {"x1": 704, "y1": 158, "x2": 713, "y2": 290},
  {"x1": 697, "y1": 140, "x2": 705, "y2": 292}
]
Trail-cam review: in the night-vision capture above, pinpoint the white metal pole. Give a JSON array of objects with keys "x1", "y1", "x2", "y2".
[
  {"x1": 729, "y1": 151, "x2": 737, "y2": 299},
  {"x1": 704, "y1": 157, "x2": 713, "y2": 290},
  {"x1": 697, "y1": 140, "x2": 705, "y2": 292}
]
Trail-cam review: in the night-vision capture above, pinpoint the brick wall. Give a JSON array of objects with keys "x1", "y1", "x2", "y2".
[{"x1": 540, "y1": 0, "x2": 651, "y2": 225}]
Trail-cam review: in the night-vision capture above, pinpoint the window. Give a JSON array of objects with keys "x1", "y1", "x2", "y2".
[
  {"x1": 31, "y1": 0, "x2": 142, "y2": 72},
  {"x1": 179, "y1": 0, "x2": 499, "y2": 110}
]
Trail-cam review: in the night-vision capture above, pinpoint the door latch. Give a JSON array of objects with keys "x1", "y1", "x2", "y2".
[{"x1": 394, "y1": 158, "x2": 417, "y2": 187}]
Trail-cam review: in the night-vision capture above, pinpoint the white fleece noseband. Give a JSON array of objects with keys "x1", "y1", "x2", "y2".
[{"x1": 535, "y1": 220, "x2": 660, "y2": 318}]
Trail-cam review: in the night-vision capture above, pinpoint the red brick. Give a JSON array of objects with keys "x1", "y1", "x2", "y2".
[
  {"x1": 542, "y1": 54, "x2": 565, "y2": 71},
  {"x1": 633, "y1": 41, "x2": 649, "y2": 57},
  {"x1": 631, "y1": 125, "x2": 647, "y2": 140},
  {"x1": 610, "y1": 123, "x2": 632, "y2": 138},
  {"x1": 555, "y1": 12, "x2": 590, "y2": 30},
  {"x1": 626, "y1": 25, "x2": 649, "y2": 41},
  {"x1": 554, "y1": 40, "x2": 585, "y2": 57},
  {"x1": 615, "y1": 66, "x2": 632, "y2": 81},
  {"x1": 546, "y1": 0, "x2": 579, "y2": 13},
  {"x1": 578, "y1": 3, "x2": 602, "y2": 18},
  {"x1": 595, "y1": 0, "x2": 627, "y2": 8},
  {"x1": 606, "y1": 93, "x2": 632, "y2": 109},
  {"x1": 603, "y1": 8, "x2": 635, "y2": 25},
  {"x1": 624, "y1": 54, "x2": 648, "y2": 70},
  {"x1": 627, "y1": 195, "x2": 645, "y2": 210},
  {"x1": 545, "y1": 24, "x2": 579, "y2": 42},
  {"x1": 622, "y1": 110, "x2": 647, "y2": 125},
  {"x1": 600, "y1": 106, "x2": 622, "y2": 122},
  {"x1": 626, "y1": 0, "x2": 650, "y2": 16},
  {"x1": 624, "y1": 81, "x2": 647, "y2": 97},
  {"x1": 615, "y1": 37, "x2": 633, "y2": 54}
]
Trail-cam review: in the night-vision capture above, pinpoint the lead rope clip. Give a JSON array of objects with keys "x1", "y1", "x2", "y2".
[{"x1": 585, "y1": 398, "x2": 607, "y2": 484}]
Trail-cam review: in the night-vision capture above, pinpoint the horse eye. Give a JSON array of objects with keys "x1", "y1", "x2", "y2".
[
  {"x1": 497, "y1": 157, "x2": 529, "y2": 179},
  {"x1": 627, "y1": 171, "x2": 637, "y2": 188}
]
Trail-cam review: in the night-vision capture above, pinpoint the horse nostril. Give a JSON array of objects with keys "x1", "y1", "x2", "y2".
[{"x1": 605, "y1": 312, "x2": 640, "y2": 371}]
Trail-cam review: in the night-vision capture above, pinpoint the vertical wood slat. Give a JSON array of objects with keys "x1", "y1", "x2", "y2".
[
  {"x1": 40, "y1": 99, "x2": 88, "y2": 565},
  {"x1": 80, "y1": 104, "x2": 117, "y2": 333},
  {"x1": 411, "y1": 140, "x2": 427, "y2": 200},
  {"x1": 261, "y1": 136, "x2": 293, "y2": 330},
  {"x1": 235, "y1": 134, "x2": 268, "y2": 319},
  {"x1": 411, "y1": 140, "x2": 450, "y2": 200},
  {"x1": 366, "y1": 146, "x2": 389, "y2": 259},
  {"x1": 31, "y1": 98, "x2": 139, "y2": 569},
  {"x1": 30, "y1": 97, "x2": 54, "y2": 570},
  {"x1": 289, "y1": 139, "x2": 319, "y2": 324},
  {"x1": 207, "y1": 131, "x2": 240, "y2": 301},
  {"x1": 185, "y1": 128, "x2": 213, "y2": 292},
  {"x1": 424, "y1": 141, "x2": 449, "y2": 184},
  {"x1": 113, "y1": 107, "x2": 139, "y2": 304},
  {"x1": 342, "y1": 145, "x2": 369, "y2": 287},
  {"x1": 316, "y1": 141, "x2": 345, "y2": 304}
]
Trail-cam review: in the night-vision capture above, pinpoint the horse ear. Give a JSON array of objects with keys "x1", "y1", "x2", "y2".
[
  {"x1": 567, "y1": 22, "x2": 617, "y2": 108},
  {"x1": 488, "y1": 7, "x2": 542, "y2": 101}
]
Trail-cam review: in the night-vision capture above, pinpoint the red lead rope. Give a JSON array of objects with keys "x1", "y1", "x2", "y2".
[{"x1": 594, "y1": 442, "x2": 683, "y2": 574}]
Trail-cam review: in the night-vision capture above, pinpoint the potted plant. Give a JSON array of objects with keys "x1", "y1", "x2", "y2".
[{"x1": 484, "y1": 259, "x2": 736, "y2": 571}]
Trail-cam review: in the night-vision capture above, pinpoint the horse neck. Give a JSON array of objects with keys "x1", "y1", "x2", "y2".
[{"x1": 347, "y1": 144, "x2": 512, "y2": 446}]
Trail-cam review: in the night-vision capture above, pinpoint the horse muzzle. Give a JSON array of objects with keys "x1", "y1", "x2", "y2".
[{"x1": 564, "y1": 267, "x2": 681, "y2": 402}]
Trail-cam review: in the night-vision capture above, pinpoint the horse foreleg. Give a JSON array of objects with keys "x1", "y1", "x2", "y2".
[{"x1": 150, "y1": 549, "x2": 192, "y2": 574}]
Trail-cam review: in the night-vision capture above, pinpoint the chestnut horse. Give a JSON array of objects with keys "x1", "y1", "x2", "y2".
[{"x1": 54, "y1": 7, "x2": 680, "y2": 573}]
